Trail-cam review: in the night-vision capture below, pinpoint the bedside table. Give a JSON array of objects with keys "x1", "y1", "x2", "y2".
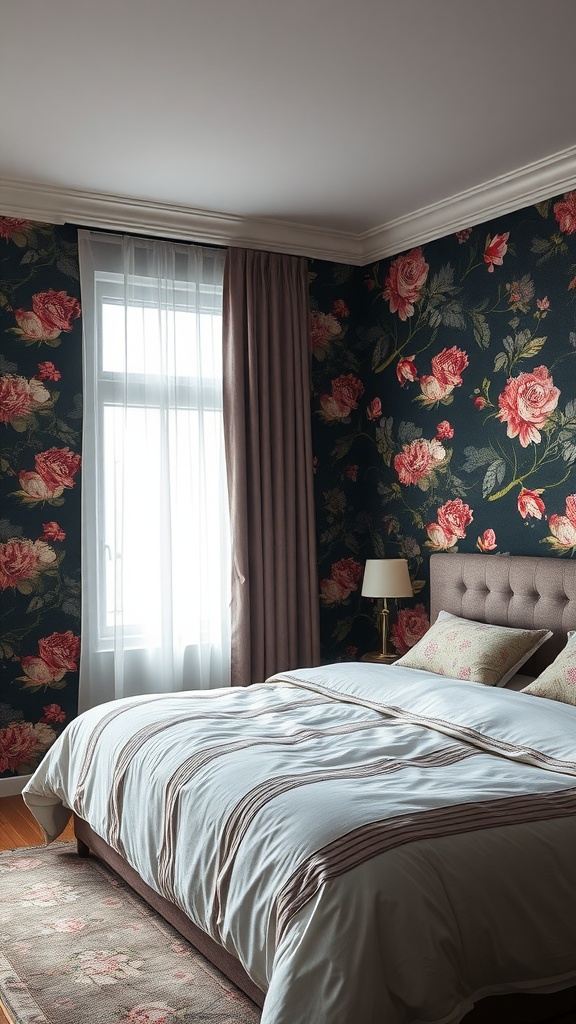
[{"x1": 360, "y1": 652, "x2": 398, "y2": 664}]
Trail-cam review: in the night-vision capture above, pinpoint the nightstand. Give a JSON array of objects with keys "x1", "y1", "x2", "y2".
[{"x1": 360, "y1": 652, "x2": 398, "y2": 664}]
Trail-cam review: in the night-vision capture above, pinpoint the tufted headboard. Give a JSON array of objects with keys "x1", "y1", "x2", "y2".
[{"x1": 429, "y1": 553, "x2": 576, "y2": 677}]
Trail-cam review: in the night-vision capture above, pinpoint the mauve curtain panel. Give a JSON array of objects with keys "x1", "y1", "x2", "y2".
[{"x1": 223, "y1": 247, "x2": 321, "y2": 685}]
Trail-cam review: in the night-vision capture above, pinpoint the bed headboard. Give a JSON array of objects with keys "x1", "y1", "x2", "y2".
[{"x1": 429, "y1": 553, "x2": 576, "y2": 676}]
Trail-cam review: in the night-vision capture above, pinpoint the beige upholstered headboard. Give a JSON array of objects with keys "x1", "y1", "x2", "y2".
[{"x1": 429, "y1": 553, "x2": 576, "y2": 677}]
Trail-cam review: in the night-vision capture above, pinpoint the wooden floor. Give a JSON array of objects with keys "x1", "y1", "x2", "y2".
[
  {"x1": 0, "y1": 794, "x2": 74, "y2": 851},
  {"x1": 0, "y1": 795, "x2": 75, "y2": 1024}
]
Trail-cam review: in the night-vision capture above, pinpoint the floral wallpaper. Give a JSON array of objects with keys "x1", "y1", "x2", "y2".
[
  {"x1": 0, "y1": 217, "x2": 82, "y2": 780},
  {"x1": 310, "y1": 190, "x2": 576, "y2": 664}
]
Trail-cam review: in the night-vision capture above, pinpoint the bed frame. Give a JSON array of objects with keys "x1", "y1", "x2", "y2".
[{"x1": 74, "y1": 552, "x2": 576, "y2": 1022}]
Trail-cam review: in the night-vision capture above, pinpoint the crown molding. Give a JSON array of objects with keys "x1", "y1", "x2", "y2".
[
  {"x1": 2, "y1": 143, "x2": 576, "y2": 269},
  {"x1": 0, "y1": 178, "x2": 364, "y2": 265},
  {"x1": 360, "y1": 143, "x2": 576, "y2": 263}
]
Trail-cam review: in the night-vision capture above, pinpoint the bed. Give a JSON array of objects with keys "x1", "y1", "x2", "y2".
[{"x1": 23, "y1": 553, "x2": 576, "y2": 1024}]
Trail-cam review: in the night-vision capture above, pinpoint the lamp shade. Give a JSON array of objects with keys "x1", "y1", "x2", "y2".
[{"x1": 361, "y1": 558, "x2": 413, "y2": 599}]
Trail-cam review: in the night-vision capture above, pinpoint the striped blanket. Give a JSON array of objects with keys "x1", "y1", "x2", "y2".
[{"x1": 23, "y1": 663, "x2": 576, "y2": 1024}]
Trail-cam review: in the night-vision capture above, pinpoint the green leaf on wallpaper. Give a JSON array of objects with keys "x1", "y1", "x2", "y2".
[
  {"x1": 372, "y1": 335, "x2": 390, "y2": 371},
  {"x1": 493, "y1": 351, "x2": 507, "y2": 373},
  {"x1": 482, "y1": 459, "x2": 506, "y2": 499},
  {"x1": 398, "y1": 421, "x2": 422, "y2": 446},
  {"x1": 27, "y1": 596, "x2": 44, "y2": 613},
  {"x1": 440, "y1": 301, "x2": 466, "y2": 330},
  {"x1": 57, "y1": 257, "x2": 80, "y2": 280},
  {"x1": 20, "y1": 250, "x2": 38, "y2": 265},
  {"x1": 461, "y1": 446, "x2": 494, "y2": 473},
  {"x1": 535, "y1": 201, "x2": 551, "y2": 218},
  {"x1": 332, "y1": 265, "x2": 353, "y2": 285},
  {"x1": 344, "y1": 532, "x2": 360, "y2": 555},
  {"x1": 367, "y1": 528, "x2": 386, "y2": 559},
  {"x1": 332, "y1": 618, "x2": 354, "y2": 643},
  {"x1": 428, "y1": 264, "x2": 457, "y2": 298},
  {"x1": 331, "y1": 434, "x2": 356, "y2": 460},
  {"x1": 470, "y1": 310, "x2": 490, "y2": 349},
  {"x1": 428, "y1": 308, "x2": 442, "y2": 329},
  {"x1": 561, "y1": 440, "x2": 576, "y2": 464},
  {"x1": 520, "y1": 336, "x2": 547, "y2": 359},
  {"x1": 320, "y1": 524, "x2": 344, "y2": 547},
  {"x1": 62, "y1": 597, "x2": 81, "y2": 618},
  {"x1": 377, "y1": 484, "x2": 400, "y2": 503},
  {"x1": 411, "y1": 579, "x2": 426, "y2": 594},
  {"x1": 375, "y1": 417, "x2": 394, "y2": 466}
]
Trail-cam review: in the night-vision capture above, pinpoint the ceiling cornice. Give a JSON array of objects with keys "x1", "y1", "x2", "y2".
[
  {"x1": 2, "y1": 143, "x2": 576, "y2": 268},
  {"x1": 360, "y1": 144, "x2": 576, "y2": 263},
  {"x1": 0, "y1": 178, "x2": 364, "y2": 265}
]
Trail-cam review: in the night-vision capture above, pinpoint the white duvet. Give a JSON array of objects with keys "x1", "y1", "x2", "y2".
[{"x1": 23, "y1": 664, "x2": 576, "y2": 1024}]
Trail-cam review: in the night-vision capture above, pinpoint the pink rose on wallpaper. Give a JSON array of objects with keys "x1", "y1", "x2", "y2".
[
  {"x1": 425, "y1": 521, "x2": 457, "y2": 551},
  {"x1": 473, "y1": 396, "x2": 487, "y2": 410},
  {"x1": 32, "y1": 290, "x2": 81, "y2": 333},
  {"x1": 394, "y1": 438, "x2": 445, "y2": 486},
  {"x1": 320, "y1": 557, "x2": 363, "y2": 604},
  {"x1": 39, "y1": 631, "x2": 81, "y2": 674},
  {"x1": 0, "y1": 217, "x2": 30, "y2": 239},
  {"x1": 382, "y1": 248, "x2": 429, "y2": 320},
  {"x1": 13, "y1": 290, "x2": 80, "y2": 343},
  {"x1": 319, "y1": 374, "x2": 364, "y2": 420},
  {"x1": 497, "y1": 366, "x2": 560, "y2": 447},
  {"x1": 396, "y1": 355, "x2": 418, "y2": 385},
  {"x1": 517, "y1": 488, "x2": 546, "y2": 520},
  {"x1": 332, "y1": 299, "x2": 350, "y2": 318},
  {"x1": 41, "y1": 704, "x2": 66, "y2": 724},
  {"x1": 483, "y1": 231, "x2": 510, "y2": 272},
  {"x1": 455, "y1": 228, "x2": 472, "y2": 243},
  {"x1": 546, "y1": 494, "x2": 576, "y2": 549},
  {"x1": 548, "y1": 511, "x2": 576, "y2": 549},
  {"x1": 18, "y1": 471, "x2": 64, "y2": 502},
  {"x1": 366, "y1": 397, "x2": 382, "y2": 420},
  {"x1": 20, "y1": 656, "x2": 63, "y2": 686},
  {"x1": 310, "y1": 311, "x2": 342, "y2": 359},
  {"x1": 0, "y1": 538, "x2": 56, "y2": 590},
  {"x1": 13, "y1": 309, "x2": 61, "y2": 342},
  {"x1": 0, "y1": 722, "x2": 39, "y2": 773},
  {"x1": 431, "y1": 347, "x2": 469, "y2": 388},
  {"x1": 476, "y1": 529, "x2": 497, "y2": 552},
  {"x1": 35, "y1": 446, "x2": 81, "y2": 490},
  {"x1": 36, "y1": 361, "x2": 61, "y2": 381},
  {"x1": 0, "y1": 721, "x2": 55, "y2": 774},
  {"x1": 391, "y1": 604, "x2": 429, "y2": 655},
  {"x1": 0, "y1": 375, "x2": 50, "y2": 424},
  {"x1": 419, "y1": 375, "x2": 454, "y2": 403},
  {"x1": 437, "y1": 498, "x2": 473, "y2": 540},
  {"x1": 435, "y1": 420, "x2": 454, "y2": 440},
  {"x1": 346, "y1": 464, "x2": 359, "y2": 481},
  {"x1": 41, "y1": 521, "x2": 66, "y2": 541},
  {"x1": 554, "y1": 191, "x2": 576, "y2": 234}
]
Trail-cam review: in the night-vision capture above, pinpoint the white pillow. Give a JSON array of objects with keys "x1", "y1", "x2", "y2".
[{"x1": 394, "y1": 610, "x2": 552, "y2": 687}]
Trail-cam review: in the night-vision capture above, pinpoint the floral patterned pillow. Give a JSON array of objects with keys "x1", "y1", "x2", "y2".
[
  {"x1": 522, "y1": 632, "x2": 576, "y2": 706},
  {"x1": 394, "y1": 611, "x2": 552, "y2": 687}
]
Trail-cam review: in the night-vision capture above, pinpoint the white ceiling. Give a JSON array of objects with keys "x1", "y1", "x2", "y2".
[{"x1": 1, "y1": 0, "x2": 576, "y2": 262}]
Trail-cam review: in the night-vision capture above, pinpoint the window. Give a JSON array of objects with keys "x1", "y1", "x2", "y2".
[{"x1": 79, "y1": 232, "x2": 230, "y2": 706}]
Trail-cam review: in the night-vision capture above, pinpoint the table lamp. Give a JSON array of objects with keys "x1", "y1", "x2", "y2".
[{"x1": 361, "y1": 558, "x2": 413, "y2": 662}]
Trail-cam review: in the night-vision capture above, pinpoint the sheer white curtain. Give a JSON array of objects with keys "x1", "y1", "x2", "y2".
[{"x1": 78, "y1": 231, "x2": 230, "y2": 710}]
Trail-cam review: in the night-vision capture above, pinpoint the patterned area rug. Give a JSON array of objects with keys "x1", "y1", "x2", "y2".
[
  {"x1": 1, "y1": 845, "x2": 575, "y2": 1024},
  {"x1": 0, "y1": 843, "x2": 260, "y2": 1024}
]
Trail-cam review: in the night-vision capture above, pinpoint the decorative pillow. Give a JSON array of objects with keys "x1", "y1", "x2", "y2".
[
  {"x1": 394, "y1": 610, "x2": 552, "y2": 687},
  {"x1": 522, "y1": 632, "x2": 576, "y2": 706}
]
